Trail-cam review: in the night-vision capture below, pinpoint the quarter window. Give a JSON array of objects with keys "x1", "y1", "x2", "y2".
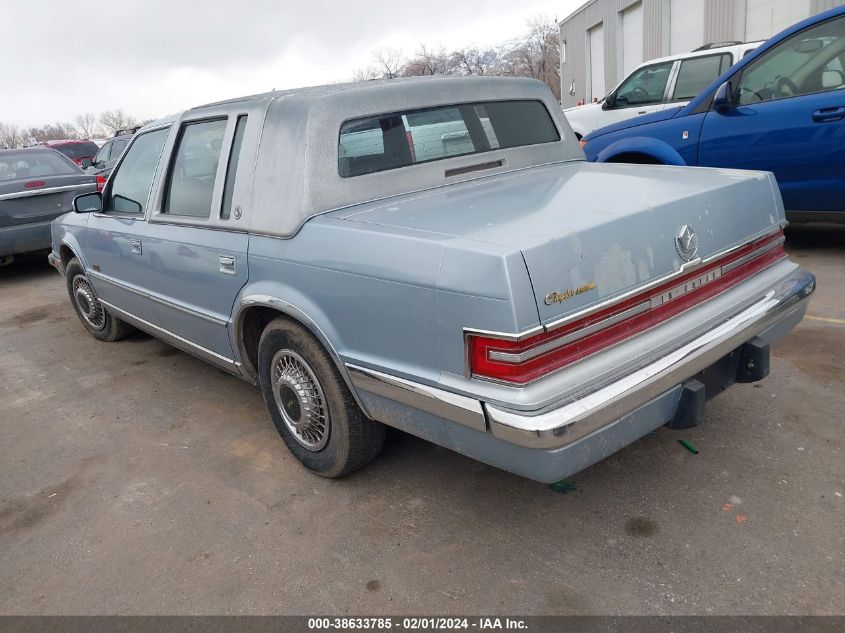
[
  {"x1": 111, "y1": 140, "x2": 127, "y2": 158},
  {"x1": 163, "y1": 119, "x2": 227, "y2": 218},
  {"x1": 107, "y1": 128, "x2": 169, "y2": 214},
  {"x1": 94, "y1": 142, "x2": 112, "y2": 165},
  {"x1": 613, "y1": 61, "x2": 673, "y2": 106},
  {"x1": 673, "y1": 54, "x2": 732, "y2": 101},
  {"x1": 737, "y1": 15, "x2": 845, "y2": 105}
]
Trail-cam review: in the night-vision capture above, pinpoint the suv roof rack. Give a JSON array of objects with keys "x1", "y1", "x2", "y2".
[
  {"x1": 692, "y1": 41, "x2": 744, "y2": 51},
  {"x1": 113, "y1": 126, "x2": 141, "y2": 137}
]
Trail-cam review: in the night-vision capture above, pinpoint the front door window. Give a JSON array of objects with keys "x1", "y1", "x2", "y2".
[
  {"x1": 106, "y1": 128, "x2": 169, "y2": 214},
  {"x1": 737, "y1": 15, "x2": 845, "y2": 105},
  {"x1": 613, "y1": 61, "x2": 673, "y2": 107}
]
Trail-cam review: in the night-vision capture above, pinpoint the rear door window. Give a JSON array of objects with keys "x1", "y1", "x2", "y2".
[
  {"x1": 339, "y1": 100, "x2": 559, "y2": 177},
  {"x1": 107, "y1": 128, "x2": 169, "y2": 214},
  {"x1": 220, "y1": 115, "x2": 248, "y2": 220},
  {"x1": 672, "y1": 54, "x2": 733, "y2": 101},
  {"x1": 163, "y1": 119, "x2": 227, "y2": 218}
]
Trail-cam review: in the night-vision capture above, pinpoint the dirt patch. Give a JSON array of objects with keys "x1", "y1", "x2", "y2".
[
  {"x1": 625, "y1": 516, "x2": 658, "y2": 537},
  {"x1": 366, "y1": 580, "x2": 381, "y2": 592},
  {"x1": 0, "y1": 303, "x2": 68, "y2": 328},
  {"x1": 0, "y1": 476, "x2": 78, "y2": 536}
]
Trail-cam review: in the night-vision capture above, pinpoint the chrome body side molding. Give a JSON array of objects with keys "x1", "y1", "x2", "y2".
[
  {"x1": 89, "y1": 269, "x2": 228, "y2": 326},
  {"x1": 99, "y1": 299, "x2": 243, "y2": 376},
  {"x1": 346, "y1": 364, "x2": 487, "y2": 432},
  {"x1": 0, "y1": 183, "x2": 94, "y2": 201}
]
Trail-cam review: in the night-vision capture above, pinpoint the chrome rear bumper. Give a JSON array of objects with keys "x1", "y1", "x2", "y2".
[
  {"x1": 348, "y1": 267, "x2": 814, "y2": 451},
  {"x1": 485, "y1": 268, "x2": 814, "y2": 447}
]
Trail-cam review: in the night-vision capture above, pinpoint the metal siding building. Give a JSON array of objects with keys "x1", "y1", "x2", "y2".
[{"x1": 559, "y1": 0, "x2": 845, "y2": 107}]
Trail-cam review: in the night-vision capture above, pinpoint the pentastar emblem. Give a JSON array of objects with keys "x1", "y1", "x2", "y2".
[{"x1": 675, "y1": 225, "x2": 699, "y2": 262}]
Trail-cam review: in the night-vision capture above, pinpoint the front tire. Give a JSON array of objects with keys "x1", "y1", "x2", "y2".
[
  {"x1": 65, "y1": 257, "x2": 134, "y2": 342},
  {"x1": 258, "y1": 317, "x2": 386, "y2": 478}
]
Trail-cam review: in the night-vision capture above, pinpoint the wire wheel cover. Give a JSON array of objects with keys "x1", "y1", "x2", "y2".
[
  {"x1": 72, "y1": 275, "x2": 106, "y2": 331},
  {"x1": 271, "y1": 349, "x2": 330, "y2": 451}
]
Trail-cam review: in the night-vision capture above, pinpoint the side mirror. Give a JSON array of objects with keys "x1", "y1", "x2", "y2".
[
  {"x1": 712, "y1": 81, "x2": 734, "y2": 112},
  {"x1": 602, "y1": 92, "x2": 616, "y2": 110},
  {"x1": 73, "y1": 191, "x2": 103, "y2": 213},
  {"x1": 80, "y1": 157, "x2": 93, "y2": 169}
]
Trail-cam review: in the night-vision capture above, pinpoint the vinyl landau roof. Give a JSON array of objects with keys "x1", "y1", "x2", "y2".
[{"x1": 156, "y1": 76, "x2": 583, "y2": 238}]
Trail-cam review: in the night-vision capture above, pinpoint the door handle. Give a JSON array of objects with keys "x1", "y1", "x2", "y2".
[
  {"x1": 129, "y1": 239, "x2": 142, "y2": 255},
  {"x1": 812, "y1": 106, "x2": 845, "y2": 123},
  {"x1": 218, "y1": 255, "x2": 236, "y2": 275}
]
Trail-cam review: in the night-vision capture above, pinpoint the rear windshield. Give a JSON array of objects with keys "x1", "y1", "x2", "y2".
[
  {"x1": 338, "y1": 100, "x2": 560, "y2": 177},
  {"x1": 0, "y1": 152, "x2": 77, "y2": 181},
  {"x1": 52, "y1": 141, "x2": 99, "y2": 159}
]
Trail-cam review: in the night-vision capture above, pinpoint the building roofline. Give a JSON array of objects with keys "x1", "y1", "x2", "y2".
[{"x1": 558, "y1": 0, "x2": 599, "y2": 26}]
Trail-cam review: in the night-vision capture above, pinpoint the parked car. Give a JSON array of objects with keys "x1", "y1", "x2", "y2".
[
  {"x1": 43, "y1": 139, "x2": 100, "y2": 166},
  {"x1": 564, "y1": 41, "x2": 762, "y2": 139},
  {"x1": 0, "y1": 147, "x2": 96, "y2": 265},
  {"x1": 82, "y1": 128, "x2": 139, "y2": 190},
  {"x1": 582, "y1": 6, "x2": 845, "y2": 224},
  {"x1": 48, "y1": 76, "x2": 813, "y2": 483}
]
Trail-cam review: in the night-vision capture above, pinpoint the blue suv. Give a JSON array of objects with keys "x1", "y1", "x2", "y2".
[{"x1": 582, "y1": 6, "x2": 845, "y2": 224}]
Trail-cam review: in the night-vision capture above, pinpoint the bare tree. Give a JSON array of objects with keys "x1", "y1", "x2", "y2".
[
  {"x1": 74, "y1": 112, "x2": 99, "y2": 139},
  {"x1": 21, "y1": 122, "x2": 78, "y2": 143},
  {"x1": 372, "y1": 48, "x2": 404, "y2": 79},
  {"x1": 450, "y1": 47, "x2": 499, "y2": 76},
  {"x1": 353, "y1": 66, "x2": 381, "y2": 82},
  {"x1": 501, "y1": 16, "x2": 560, "y2": 99},
  {"x1": 351, "y1": 15, "x2": 561, "y2": 100},
  {"x1": 99, "y1": 109, "x2": 137, "y2": 136},
  {"x1": 0, "y1": 122, "x2": 22, "y2": 149},
  {"x1": 403, "y1": 44, "x2": 454, "y2": 77}
]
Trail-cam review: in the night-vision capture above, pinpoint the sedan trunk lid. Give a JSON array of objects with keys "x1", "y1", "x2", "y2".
[{"x1": 334, "y1": 161, "x2": 784, "y2": 325}]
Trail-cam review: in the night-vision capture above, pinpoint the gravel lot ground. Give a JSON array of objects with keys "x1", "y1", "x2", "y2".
[{"x1": 0, "y1": 225, "x2": 842, "y2": 615}]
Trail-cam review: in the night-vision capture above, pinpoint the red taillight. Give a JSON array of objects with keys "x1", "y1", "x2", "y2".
[
  {"x1": 96, "y1": 175, "x2": 107, "y2": 192},
  {"x1": 24, "y1": 180, "x2": 46, "y2": 189},
  {"x1": 467, "y1": 230, "x2": 787, "y2": 384}
]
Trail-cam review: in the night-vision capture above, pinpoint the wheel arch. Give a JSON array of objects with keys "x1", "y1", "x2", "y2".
[
  {"x1": 58, "y1": 238, "x2": 86, "y2": 274},
  {"x1": 232, "y1": 295, "x2": 370, "y2": 415},
  {"x1": 595, "y1": 136, "x2": 687, "y2": 166}
]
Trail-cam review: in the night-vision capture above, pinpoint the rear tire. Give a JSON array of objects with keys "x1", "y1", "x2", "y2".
[
  {"x1": 65, "y1": 257, "x2": 134, "y2": 342},
  {"x1": 258, "y1": 317, "x2": 386, "y2": 478}
]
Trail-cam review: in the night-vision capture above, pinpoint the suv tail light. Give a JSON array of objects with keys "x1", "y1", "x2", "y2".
[
  {"x1": 95, "y1": 175, "x2": 107, "y2": 192},
  {"x1": 467, "y1": 230, "x2": 787, "y2": 384}
]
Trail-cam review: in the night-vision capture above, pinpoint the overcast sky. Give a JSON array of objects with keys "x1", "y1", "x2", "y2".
[{"x1": 1, "y1": 0, "x2": 583, "y2": 128}]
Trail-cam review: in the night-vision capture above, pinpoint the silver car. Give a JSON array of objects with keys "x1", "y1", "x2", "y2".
[{"x1": 48, "y1": 77, "x2": 814, "y2": 483}]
